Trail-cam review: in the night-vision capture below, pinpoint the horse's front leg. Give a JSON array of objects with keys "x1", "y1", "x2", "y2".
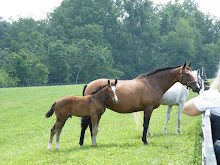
[
  {"x1": 90, "y1": 113, "x2": 101, "y2": 147},
  {"x1": 142, "y1": 108, "x2": 153, "y2": 145},
  {"x1": 163, "y1": 105, "x2": 172, "y2": 134}
]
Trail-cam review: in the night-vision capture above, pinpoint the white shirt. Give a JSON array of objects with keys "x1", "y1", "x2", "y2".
[{"x1": 194, "y1": 89, "x2": 220, "y2": 115}]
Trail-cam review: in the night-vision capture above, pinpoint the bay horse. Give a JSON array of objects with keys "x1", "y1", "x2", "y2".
[
  {"x1": 135, "y1": 69, "x2": 203, "y2": 136},
  {"x1": 79, "y1": 63, "x2": 200, "y2": 146},
  {"x1": 45, "y1": 79, "x2": 118, "y2": 150}
]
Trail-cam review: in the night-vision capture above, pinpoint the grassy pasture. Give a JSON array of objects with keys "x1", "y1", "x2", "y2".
[{"x1": 0, "y1": 84, "x2": 202, "y2": 164}]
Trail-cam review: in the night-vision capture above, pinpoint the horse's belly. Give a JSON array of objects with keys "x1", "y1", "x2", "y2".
[
  {"x1": 106, "y1": 94, "x2": 152, "y2": 113},
  {"x1": 106, "y1": 103, "x2": 142, "y2": 113},
  {"x1": 161, "y1": 83, "x2": 188, "y2": 106}
]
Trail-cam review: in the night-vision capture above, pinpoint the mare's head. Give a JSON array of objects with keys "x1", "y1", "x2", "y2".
[
  {"x1": 179, "y1": 63, "x2": 200, "y2": 94},
  {"x1": 107, "y1": 79, "x2": 119, "y2": 104}
]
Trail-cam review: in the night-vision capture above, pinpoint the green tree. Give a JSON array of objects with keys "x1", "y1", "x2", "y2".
[
  {"x1": 122, "y1": 0, "x2": 159, "y2": 75},
  {"x1": 160, "y1": 19, "x2": 197, "y2": 65},
  {"x1": 0, "y1": 69, "x2": 19, "y2": 86},
  {"x1": 73, "y1": 39, "x2": 123, "y2": 82},
  {"x1": 9, "y1": 52, "x2": 31, "y2": 85},
  {"x1": 48, "y1": 40, "x2": 70, "y2": 83}
]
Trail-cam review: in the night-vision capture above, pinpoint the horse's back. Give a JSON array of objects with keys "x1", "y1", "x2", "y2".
[
  {"x1": 85, "y1": 79, "x2": 109, "y2": 95},
  {"x1": 161, "y1": 82, "x2": 188, "y2": 106},
  {"x1": 56, "y1": 95, "x2": 91, "y2": 117}
]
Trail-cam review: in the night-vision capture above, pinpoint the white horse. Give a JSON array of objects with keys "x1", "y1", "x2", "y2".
[{"x1": 134, "y1": 69, "x2": 204, "y2": 135}]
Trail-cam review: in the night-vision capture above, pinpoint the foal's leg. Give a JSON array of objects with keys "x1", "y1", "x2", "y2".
[
  {"x1": 55, "y1": 120, "x2": 67, "y2": 150},
  {"x1": 177, "y1": 103, "x2": 183, "y2": 134},
  {"x1": 163, "y1": 105, "x2": 172, "y2": 134},
  {"x1": 47, "y1": 119, "x2": 67, "y2": 150},
  {"x1": 47, "y1": 124, "x2": 56, "y2": 150},
  {"x1": 79, "y1": 117, "x2": 92, "y2": 146},
  {"x1": 91, "y1": 114, "x2": 101, "y2": 147}
]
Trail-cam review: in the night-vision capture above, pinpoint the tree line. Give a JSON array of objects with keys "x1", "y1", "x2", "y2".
[{"x1": 0, "y1": 0, "x2": 219, "y2": 86}]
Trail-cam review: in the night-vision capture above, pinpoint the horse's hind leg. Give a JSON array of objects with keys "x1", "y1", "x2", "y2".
[
  {"x1": 47, "y1": 119, "x2": 67, "y2": 150},
  {"x1": 147, "y1": 128, "x2": 153, "y2": 136},
  {"x1": 79, "y1": 117, "x2": 92, "y2": 146},
  {"x1": 47, "y1": 124, "x2": 56, "y2": 151},
  {"x1": 56, "y1": 124, "x2": 64, "y2": 150},
  {"x1": 163, "y1": 105, "x2": 172, "y2": 134}
]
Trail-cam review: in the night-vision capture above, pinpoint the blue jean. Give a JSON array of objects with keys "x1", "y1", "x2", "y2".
[{"x1": 211, "y1": 113, "x2": 220, "y2": 164}]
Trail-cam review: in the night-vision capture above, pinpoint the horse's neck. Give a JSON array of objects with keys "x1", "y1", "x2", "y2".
[
  {"x1": 94, "y1": 87, "x2": 110, "y2": 105},
  {"x1": 148, "y1": 68, "x2": 180, "y2": 95}
]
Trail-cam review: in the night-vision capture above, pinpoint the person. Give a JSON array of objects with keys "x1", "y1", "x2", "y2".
[{"x1": 183, "y1": 64, "x2": 220, "y2": 164}]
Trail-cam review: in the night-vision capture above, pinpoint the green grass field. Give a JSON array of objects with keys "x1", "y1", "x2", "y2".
[{"x1": 0, "y1": 84, "x2": 202, "y2": 164}]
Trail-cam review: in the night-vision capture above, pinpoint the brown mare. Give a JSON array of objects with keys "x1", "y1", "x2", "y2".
[
  {"x1": 45, "y1": 79, "x2": 118, "y2": 150},
  {"x1": 79, "y1": 63, "x2": 200, "y2": 145}
]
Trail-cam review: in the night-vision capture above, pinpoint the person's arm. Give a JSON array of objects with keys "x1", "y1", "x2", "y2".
[{"x1": 183, "y1": 99, "x2": 204, "y2": 116}]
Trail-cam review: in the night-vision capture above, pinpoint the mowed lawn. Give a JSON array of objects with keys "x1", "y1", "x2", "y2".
[{"x1": 0, "y1": 84, "x2": 202, "y2": 164}]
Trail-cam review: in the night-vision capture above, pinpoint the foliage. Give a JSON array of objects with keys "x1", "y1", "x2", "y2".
[
  {"x1": 0, "y1": 84, "x2": 202, "y2": 164},
  {"x1": 0, "y1": 0, "x2": 220, "y2": 86},
  {"x1": 0, "y1": 69, "x2": 19, "y2": 86}
]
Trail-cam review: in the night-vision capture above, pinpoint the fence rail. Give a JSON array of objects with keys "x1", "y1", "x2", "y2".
[
  {"x1": 202, "y1": 110, "x2": 217, "y2": 165},
  {"x1": 0, "y1": 82, "x2": 88, "y2": 88}
]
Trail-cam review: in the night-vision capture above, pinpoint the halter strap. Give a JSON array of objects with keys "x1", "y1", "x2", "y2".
[{"x1": 180, "y1": 68, "x2": 197, "y2": 88}]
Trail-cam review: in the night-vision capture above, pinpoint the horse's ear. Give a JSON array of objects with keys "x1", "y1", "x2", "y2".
[
  {"x1": 183, "y1": 62, "x2": 186, "y2": 69},
  {"x1": 197, "y1": 69, "x2": 200, "y2": 75},
  {"x1": 108, "y1": 80, "x2": 110, "y2": 87},
  {"x1": 187, "y1": 62, "x2": 191, "y2": 67},
  {"x1": 115, "y1": 79, "x2": 118, "y2": 86}
]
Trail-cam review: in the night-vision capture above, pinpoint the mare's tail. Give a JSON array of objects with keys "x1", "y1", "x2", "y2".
[
  {"x1": 45, "y1": 102, "x2": 56, "y2": 118},
  {"x1": 134, "y1": 112, "x2": 143, "y2": 131},
  {"x1": 83, "y1": 85, "x2": 87, "y2": 96}
]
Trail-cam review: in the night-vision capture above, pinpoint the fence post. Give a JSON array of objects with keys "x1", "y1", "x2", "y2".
[{"x1": 202, "y1": 110, "x2": 217, "y2": 165}]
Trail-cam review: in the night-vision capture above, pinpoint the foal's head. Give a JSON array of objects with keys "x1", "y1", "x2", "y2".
[
  {"x1": 179, "y1": 63, "x2": 200, "y2": 94},
  {"x1": 107, "y1": 79, "x2": 119, "y2": 104}
]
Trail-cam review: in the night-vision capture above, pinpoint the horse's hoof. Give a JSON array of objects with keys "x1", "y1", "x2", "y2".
[
  {"x1": 178, "y1": 131, "x2": 183, "y2": 135},
  {"x1": 142, "y1": 140, "x2": 149, "y2": 145},
  {"x1": 148, "y1": 133, "x2": 153, "y2": 137},
  {"x1": 144, "y1": 141, "x2": 149, "y2": 145},
  {"x1": 92, "y1": 144, "x2": 97, "y2": 147}
]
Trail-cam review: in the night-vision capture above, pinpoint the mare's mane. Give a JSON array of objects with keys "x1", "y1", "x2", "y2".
[
  {"x1": 138, "y1": 65, "x2": 182, "y2": 78},
  {"x1": 89, "y1": 85, "x2": 107, "y2": 95}
]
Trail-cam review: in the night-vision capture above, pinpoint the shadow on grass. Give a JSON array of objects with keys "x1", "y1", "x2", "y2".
[
  {"x1": 47, "y1": 142, "x2": 139, "y2": 153},
  {"x1": 45, "y1": 132, "x2": 184, "y2": 153}
]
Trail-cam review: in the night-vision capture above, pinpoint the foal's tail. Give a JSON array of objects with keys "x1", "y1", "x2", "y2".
[{"x1": 45, "y1": 102, "x2": 56, "y2": 118}]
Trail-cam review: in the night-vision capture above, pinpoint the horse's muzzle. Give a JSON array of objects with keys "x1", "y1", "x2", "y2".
[
  {"x1": 193, "y1": 87, "x2": 200, "y2": 94},
  {"x1": 113, "y1": 97, "x2": 119, "y2": 104}
]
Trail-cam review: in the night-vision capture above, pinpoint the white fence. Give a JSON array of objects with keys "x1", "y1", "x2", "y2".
[{"x1": 202, "y1": 110, "x2": 217, "y2": 165}]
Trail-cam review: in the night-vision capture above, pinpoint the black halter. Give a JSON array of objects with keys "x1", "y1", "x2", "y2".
[{"x1": 180, "y1": 68, "x2": 197, "y2": 88}]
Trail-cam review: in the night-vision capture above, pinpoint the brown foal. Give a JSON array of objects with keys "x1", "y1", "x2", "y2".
[{"x1": 46, "y1": 79, "x2": 118, "y2": 150}]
